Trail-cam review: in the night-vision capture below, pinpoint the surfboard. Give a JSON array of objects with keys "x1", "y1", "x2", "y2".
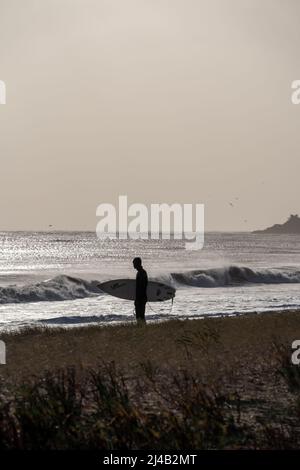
[{"x1": 98, "y1": 279, "x2": 176, "y2": 302}]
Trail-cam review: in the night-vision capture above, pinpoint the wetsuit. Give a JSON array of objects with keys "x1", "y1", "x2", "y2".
[{"x1": 135, "y1": 268, "x2": 148, "y2": 322}]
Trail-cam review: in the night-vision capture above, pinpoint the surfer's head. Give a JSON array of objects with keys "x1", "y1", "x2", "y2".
[{"x1": 133, "y1": 257, "x2": 142, "y2": 270}]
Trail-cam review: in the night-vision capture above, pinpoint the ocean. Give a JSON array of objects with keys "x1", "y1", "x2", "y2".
[{"x1": 0, "y1": 231, "x2": 300, "y2": 331}]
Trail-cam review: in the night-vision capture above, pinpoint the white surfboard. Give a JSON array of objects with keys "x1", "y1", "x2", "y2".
[{"x1": 98, "y1": 279, "x2": 175, "y2": 302}]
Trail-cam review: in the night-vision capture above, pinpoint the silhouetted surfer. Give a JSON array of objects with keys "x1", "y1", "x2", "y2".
[{"x1": 133, "y1": 257, "x2": 148, "y2": 324}]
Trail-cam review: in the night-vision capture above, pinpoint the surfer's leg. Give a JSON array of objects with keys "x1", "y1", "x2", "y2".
[
  {"x1": 134, "y1": 300, "x2": 140, "y2": 321},
  {"x1": 140, "y1": 301, "x2": 146, "y2": 323},
  {"x1": 135, "y1": 300, "x2": 146, "y2": 324}
]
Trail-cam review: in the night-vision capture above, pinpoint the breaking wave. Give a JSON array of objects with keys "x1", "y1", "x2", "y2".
[
  {"x1": 1, "y1": 266, "x2": 300, "y2": 305},
  {"x1": 170, "y1": 265, "x2": 300, "y2": 288},
  {"x1": 0, "y1": 275, "x2": 102, "y2": 305}
]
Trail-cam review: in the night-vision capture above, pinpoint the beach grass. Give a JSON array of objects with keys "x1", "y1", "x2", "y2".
[{"x1": 1, "y1": 310, "x2": 300, "y2": 448}]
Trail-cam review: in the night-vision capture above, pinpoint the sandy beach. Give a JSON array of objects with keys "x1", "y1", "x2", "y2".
[
  {"x1": 1, "y1": 309, "x2": 300, "y2": 379},
  {"x1": 0, "y1": 310, "x2": 300, "y2": 449}
]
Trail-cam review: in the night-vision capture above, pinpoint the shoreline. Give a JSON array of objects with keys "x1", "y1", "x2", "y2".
[
  {"x1": 1, "y1": 305, "x2": 299, "y2": 333},
  {"x1": 0, "y1": 305, "x2": 298, "y2": 335}
]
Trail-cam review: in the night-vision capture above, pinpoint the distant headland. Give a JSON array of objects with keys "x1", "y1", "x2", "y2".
[{"x1": 253, "y1": 214, "x2": 300, "y2": 234}]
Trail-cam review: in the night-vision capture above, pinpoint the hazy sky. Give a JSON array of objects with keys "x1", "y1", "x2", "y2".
[{"x1": 0, "y1": 0, "x2": 300, "y2": 231}]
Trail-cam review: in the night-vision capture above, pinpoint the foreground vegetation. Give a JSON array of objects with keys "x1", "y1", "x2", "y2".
[{"x1": 1, "y1": 310, "x2": 300, "y2": 448}]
